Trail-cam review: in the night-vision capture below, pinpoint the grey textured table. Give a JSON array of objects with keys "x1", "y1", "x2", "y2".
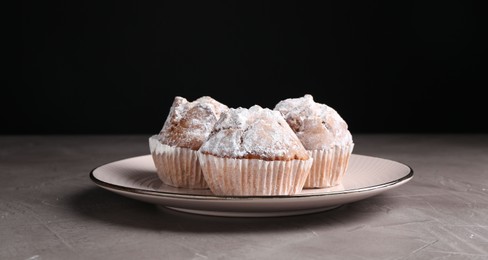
[{"x1": 1, "y1": 135, "x2": 487, "y2": 260}]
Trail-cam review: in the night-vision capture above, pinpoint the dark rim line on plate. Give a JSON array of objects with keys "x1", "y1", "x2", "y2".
[{"x1": 89, "y1": 154, "x2": 414, "y2": 201}]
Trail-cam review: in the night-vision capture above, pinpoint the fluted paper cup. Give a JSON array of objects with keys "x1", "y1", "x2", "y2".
[
  {"x1": 198, "y1": 153, "x2": 313, "y2": 196},
  {"x1": 304, "y1": 144, "x2": 354, "y2": 188},
  {"x1": 149, "y1": 136, "x2": 208, "y2": 189}
]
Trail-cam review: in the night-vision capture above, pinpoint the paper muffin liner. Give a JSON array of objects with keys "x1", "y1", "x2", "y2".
[
  {"x1": 149, "y1": 136, "x2": 208, "y2": 189},
  {"x1": 198, "y1": 153, "x2": 313, "y2": 196},
  {"x1": 304, "y1": 143, "x2": 354, "y2": 188}
]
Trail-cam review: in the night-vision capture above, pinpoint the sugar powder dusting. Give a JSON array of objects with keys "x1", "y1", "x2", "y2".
[
  {"x1": 158, "y1": 96, "x2": 228, "y2": 150},
  {"x1": 199, "y1": 105, "x2": 309, "y2": 160},
  {"x1": 274, "y1": 94, "x2": 353, "y2": 150}
]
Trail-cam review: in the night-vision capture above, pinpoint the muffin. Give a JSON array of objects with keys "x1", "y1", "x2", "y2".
[
  {"x1": 149, "y1": 96, "x2": 228, "y2": 189},
  {"x1": 274, "y1": 94, "x2": 354, "y2": 188},
  {"x1": 198, "y1": 105, "x2": 313, "y2": 196}
]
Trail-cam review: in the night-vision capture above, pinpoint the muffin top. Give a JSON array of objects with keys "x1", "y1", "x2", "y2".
[
  {"x1": 199, "y1": 105, "x2": 310, "y2": 161},
  {"x1": 157, "y1": 96, "x2": 229, "y2": 150},
  {"x1": 274, "y1": 94, "x2": 353, "y2": 150}
]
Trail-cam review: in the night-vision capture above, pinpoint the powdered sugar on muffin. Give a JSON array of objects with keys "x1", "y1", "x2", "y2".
[
  {"x1": 198, "y1": 105, "x2": 313, "y2": 196},
  {"x1": 199, "y1": 105, "x2": 309, "y2": 161},
  {"x1": 274, "y1": 94, "x2": 353, "y2": 150},
  {"x1": 157, "y1": 96, "x2": 229, "y2": 150},
  {"x1": 274, "y1": 94, "x2": 354, "y2": 188},
  {"x1": 149, "y1": 96, "x2": 228, "y2": 189}
]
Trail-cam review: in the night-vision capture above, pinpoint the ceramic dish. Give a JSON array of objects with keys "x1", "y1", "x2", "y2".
[{"x1": 90, "y1": 154, "x2": 413, "y2": 217}]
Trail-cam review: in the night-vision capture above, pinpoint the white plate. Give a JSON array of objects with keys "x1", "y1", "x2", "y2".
[{"x1": 90, "y1": 154, "x2": 413, "y2": 217}]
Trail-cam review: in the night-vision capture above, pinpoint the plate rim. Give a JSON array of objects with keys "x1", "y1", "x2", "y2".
[{"x1": 90, "y1": 154, "x2": 414, "y2": 201}]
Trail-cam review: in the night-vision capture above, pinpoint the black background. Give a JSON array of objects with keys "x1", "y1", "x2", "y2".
[{"x1": 13, "y1": 1, "x2": 486, "y2": 134}]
